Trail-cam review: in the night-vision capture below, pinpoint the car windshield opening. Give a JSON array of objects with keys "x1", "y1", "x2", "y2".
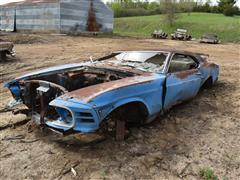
[
  {"x1": 95, "y1": 52, "x2": 169, "y2": 73},
  {"x1": 116, "y1": 52, "x2": 167, "y2": 63}
]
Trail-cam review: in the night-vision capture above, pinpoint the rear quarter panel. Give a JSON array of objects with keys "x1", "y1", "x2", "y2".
[{"x1": 199, "y1": 62, "x2": 219, "y2": 86}]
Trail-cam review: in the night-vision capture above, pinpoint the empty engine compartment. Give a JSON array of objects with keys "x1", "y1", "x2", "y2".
[
  {"x1": 29, "y1": 66, "x2": 134, "y2": 92},
  {"x1": 17, "y1": 66, "x2": 135, "y2": 120}
]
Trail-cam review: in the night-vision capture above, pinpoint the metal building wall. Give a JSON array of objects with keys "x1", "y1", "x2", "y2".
[
  {"x1": 0, "y1": 0, "x2": 113, "y2": 33},
  {"x1": 60, "y1": 0, "x2": 113, "y2": 33},
  {"x1": 15, "y1": 3, "x2": 60, "y2": 31},
  {"x1": 0, "y1": 7, "x2": 16, "y2": 31},
  {"x1": 93, "y1": 0, "x2": 113, "y2": 32},
  {"x1": 60, "y1": 0, "x2": 90, "y2": 32}
]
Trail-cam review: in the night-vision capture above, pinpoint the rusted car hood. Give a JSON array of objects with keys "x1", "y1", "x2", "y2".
[
  {"x1": 6, "y1": 62, "x2": 143, "y2": 85},
  {"x1": 60, "y1": 73, "x2": 158, "y2": 103},
  {"x1": 10, "y1": 63, "x2": 87, "y2": 83}
]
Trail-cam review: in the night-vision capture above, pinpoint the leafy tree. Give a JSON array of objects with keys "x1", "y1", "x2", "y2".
[
  {"x1": 218, "y1": 0, "x2": 236, "y2": 12},
  {"x1": 218, "y1": 0, "x2": 237, "y2": 16},
  {"x1": 160, "y1": 0, "x2": 178, "y2": 26},
  {"x1": 203, "y1": 1, "x2": 211, "y2": 12},
  {"x1": 223, "y1": 4, "x2": 236, "y2": 16},
  {"x1": 233, "y1": 6, "x2": 240, "y2": 15},
  {"x1": 107, "y1": 0, "x2": 239, "y2": 18},
  {"x1": 179, "y1": 0, "x2": 195, "y2": 15}
]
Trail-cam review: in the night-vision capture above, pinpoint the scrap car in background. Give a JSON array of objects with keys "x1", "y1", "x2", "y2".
[
  {"x1": 200, "y1": 33, "x2": 220, "y2": 44},
  {"x1": 171, "y1": 29, "x2": 192, "y2": 41},
  {"x1": 151, "y1": 29, "x2": 168, "y2": 39},
  {"x1": 5, "y1": 50, "x2": 219, "y2": 140},
  {"x1": 0, "y1": 39, "x2": 15, "y2": 61}
]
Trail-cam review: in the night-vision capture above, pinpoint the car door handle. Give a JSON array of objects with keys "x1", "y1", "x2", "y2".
[{"x1": 196, "y1": 72, "x2": 201, "y2": 75}]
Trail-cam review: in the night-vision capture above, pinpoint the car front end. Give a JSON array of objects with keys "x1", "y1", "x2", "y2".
[
  {"x1": 4, "y1": 60, "x2": 161, "y2": 135},
  {"x1": 4, "y1": 51, "x2": 170, "y2": 135}
]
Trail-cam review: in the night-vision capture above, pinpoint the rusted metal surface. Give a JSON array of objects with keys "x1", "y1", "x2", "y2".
[
  {"x1": 17, "y1": 80, "x2": 67, "y2": 121},
  {"x1": 61, "y1": 74, "x2": 154, "y2": 103},
  {"x1": 91, "y1": 64, "x2": 147, "y2": 75},
  {"x1": 20, "y1": 80, "x2": 68, "y2": 93},
  {"x1": 87, "y1": 0, "x2": 99, "y2": 32},
  {"x1": 175, "y1": 69, "x2": 198, "y2": 79},
  {"x1": 39, "y1": 93, "x2": 47, "y2": 125},
  {"x1": 202, "y1": 62, "x2": 218, "y2": 68}
]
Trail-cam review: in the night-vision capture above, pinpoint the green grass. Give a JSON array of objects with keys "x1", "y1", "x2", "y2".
[
  {"x1": 199, "y1": 167, "x2": 218, "y2": 180},
  {"x1": 114, "y1": 13, "x2": 240, "y2": 43}
]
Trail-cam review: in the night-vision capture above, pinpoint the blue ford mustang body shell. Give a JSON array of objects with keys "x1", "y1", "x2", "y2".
[{"x1": 5, "y1": 50, "x2": 219, "y2": 134}]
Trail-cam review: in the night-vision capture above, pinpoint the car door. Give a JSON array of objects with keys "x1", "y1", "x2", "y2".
[{"x1": 163, "y1": 53, "x2": 203, "y2": 109}]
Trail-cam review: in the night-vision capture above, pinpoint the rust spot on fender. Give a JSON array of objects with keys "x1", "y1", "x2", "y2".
[
  {"x1": 203, "y1": 62, "x2": 218, "y2": 68},
  {"x1": 175, "y1": 69, "x2": 198, "y2": 79},
  {"x1": 61, "y1": 73, "x2": 154, "y2": 103}
]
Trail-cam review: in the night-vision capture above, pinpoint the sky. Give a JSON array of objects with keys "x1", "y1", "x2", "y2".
[{"x1": 0, "y1": 0, "x2": 239, "y2": 7}]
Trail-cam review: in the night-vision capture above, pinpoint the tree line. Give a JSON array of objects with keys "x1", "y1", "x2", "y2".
[{"x1": 107, "y1": 0, "x2": 240, "y2": 17}]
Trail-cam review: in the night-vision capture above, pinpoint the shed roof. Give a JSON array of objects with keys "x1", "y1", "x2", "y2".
[{"x1": 0, "y1": 0, "x2": 60, "y2": 7}]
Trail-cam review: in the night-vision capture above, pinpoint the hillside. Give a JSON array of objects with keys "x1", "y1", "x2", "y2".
[{"x1": 114, "y1": 13, "x2": 240, "y2": 42}]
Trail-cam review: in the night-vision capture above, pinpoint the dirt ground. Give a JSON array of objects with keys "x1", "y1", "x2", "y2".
[{"x1": 0, "y1": 34, "x2": 239, "y2": 180}]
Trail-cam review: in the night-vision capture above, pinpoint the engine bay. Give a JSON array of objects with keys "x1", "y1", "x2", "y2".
[{"x1": 13, "y1": 66, "x2": 135, "y2": 121}]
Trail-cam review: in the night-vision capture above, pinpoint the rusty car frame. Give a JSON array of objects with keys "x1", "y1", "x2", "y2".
[
  {"x1": 200, "y1": 33, "x2": 220, "y2": 44},
  {"x1": 171, "y1": 29, "x2": 192, "y2": 41},
  {"x1": 5, "y1": 50, "x2": 219, "y2": 140},
  {"x1": 152, "y1": 29, "x2": 168, "y2": 39},
  {"x1": 0, "y1": 39, "x2": 15, "y2": 61}
]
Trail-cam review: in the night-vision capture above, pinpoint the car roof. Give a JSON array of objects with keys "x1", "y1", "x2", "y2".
[
  {"x1": 204, "y1": 33, "x2": 217, "y2": 36},
  {"x1": 114, "y1": 49, "x2": 207, "y2": 57},
  {"x1": 96, "y1": 50, "x2": 209, "y2": 63}
]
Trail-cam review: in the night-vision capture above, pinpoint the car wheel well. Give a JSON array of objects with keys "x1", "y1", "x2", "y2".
[
  {"x1": 109, "y1": 102, "x2": 149, "y2": 124},
  {"x1": 202, "y1": 76, "x2": 213, "y2": 88}
]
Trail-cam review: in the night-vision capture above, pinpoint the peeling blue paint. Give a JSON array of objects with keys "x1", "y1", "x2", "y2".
[{"x1": 4, "y1": 51, "x2": 220, "y2": 135}]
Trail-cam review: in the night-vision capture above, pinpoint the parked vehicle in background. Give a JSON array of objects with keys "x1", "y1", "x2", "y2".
[
  {"x1": 151, "y1": 29, "x2": 168, "y2": 39},
  {"x1": 171, "y1": 29, "x2": 192, "y2": 41},
  {"x1": 5, "y1": 50, "x2": 219, "y2": 141},
  {"x1": 200, "y1": 33, "x2": 220, "y2": 44},
  {"x1": 0, "y1": 39, "x2": 15, "y2": 61}
]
